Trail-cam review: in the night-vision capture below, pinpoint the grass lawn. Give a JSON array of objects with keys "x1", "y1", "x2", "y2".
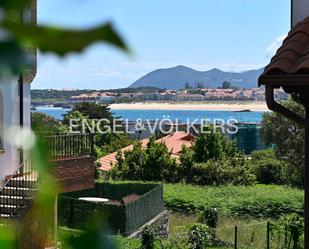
[
  {"x1": 59, "y1": 183, "x2": 303, "y2": 248},
  {"x1": 164, "y1": 184, "x2": 304, "y2": 217}
]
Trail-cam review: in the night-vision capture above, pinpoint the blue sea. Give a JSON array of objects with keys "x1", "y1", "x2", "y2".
[{"x1": 34, "y1": 107, "x2": 264, "y2": 123}]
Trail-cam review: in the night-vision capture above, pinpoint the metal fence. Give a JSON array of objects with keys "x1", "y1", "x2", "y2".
[
  {"x1": 58, "y1": 182, "x2": 165, "y2": 235},
  {"x1": 43, "y1": 133, "x2": 94, "y2": 159},
  {"x1": 118, "y1": 221, "x2": 300, "y2": 249}
]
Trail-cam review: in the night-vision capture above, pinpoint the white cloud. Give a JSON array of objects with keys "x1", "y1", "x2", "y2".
[{"x1": 265, "y1": 34, "x2": 287, "y2": 58}]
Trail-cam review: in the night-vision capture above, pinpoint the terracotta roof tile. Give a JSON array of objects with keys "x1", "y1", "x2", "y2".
[
  {"x1": 260, "y1": 16, "x2": 309, "y2": 82},
  {"x1": 99, "y1": 132, "x2": 195, "y2": 171}
]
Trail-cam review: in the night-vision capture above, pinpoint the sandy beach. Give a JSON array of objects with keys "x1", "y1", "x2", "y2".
[{"x1": 110, "y1": 102, "x2": 269, "y2": 112}]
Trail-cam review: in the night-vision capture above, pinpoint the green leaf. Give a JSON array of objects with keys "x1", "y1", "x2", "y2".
[
  {"x1": 0, "y1": 0, "x2": 29, "y2": 11},
  {"x1": 0, "y1": 40, "x2": 27, "y2": 74},
  {"x1": 3, "y1": 21, "x2": 129, "y2": 56}
]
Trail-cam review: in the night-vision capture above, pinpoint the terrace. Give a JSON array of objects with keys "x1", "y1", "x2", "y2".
[{"x1": 44, "y1": 133, "x2": 95, "y2": 193}]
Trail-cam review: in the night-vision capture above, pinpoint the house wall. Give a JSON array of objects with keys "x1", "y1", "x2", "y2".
[
  {"x1": 0, "y1": 79, "x2": 31, "y2": 184},
  {"x1": 0, "y1": 78, "x2": 21, "y2": 183}
]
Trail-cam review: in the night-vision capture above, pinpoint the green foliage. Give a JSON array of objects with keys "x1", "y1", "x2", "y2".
[
  {"x1": 164, "y1": 184, "x2": 304, "y2": 217},
  {"x1": 178, "y1": 129, "x2": 250, "y2": 186},
  {"x1": 178, "y1": 145, "x2": 195, "y2": 182},
  {"x1": 4, "y1": 21, "x2": 128, "y2": 56},
  {"x1": 31, "y1": 87, "x2": 164, "y2": 102},
  {"x1": 141, "y1": 226, "x2": 155, "y2": 249},
  {"x1": 190, "y1": 155, "x2": 255, "y2": 186},
  {"x1": 192, "y1": 132, "x2": 238, "y2": 163},
  {"x1": 0, "y1": 0, "x2": 128, "y2": 75},
  {"x1": 198, "y1": 208, "x2": 218, "y2": 229},
  {"x1": 261, "y1": 98, "x2": 305, "y2": 187},
  {"x1": 62, "y1": 102, "x2": 133, "y2": 159},
  {"x1": 251, "y1": 149, "x2": 287, "y2": 184},
  {"x1": 59, "y1": 182, "x2": 165, "y2": 235},
  {"x1": 31, "y1": 112, "x2": 66, "y2": 134},
  {"x1": 221, "y1": 81, "x2": 231, "y2": 89},
  {"x1": 111, "y1": 138, "x2": 178, "y2": 182},
  {"x1": 254, "y1": 159, "x2": 286, "y2": 185},
  {"x1": 185, "y1": 82, "x2": 191, "y2": 89},
  {"x1": 271, "y1": 214, "x2": 304, "y2": 249},
  {"x1": 66, "y1": 102, "x2": 113, "y2": 120},
  {"x1": 187, "y1": 223, "x2": 214, "y2": 249}
]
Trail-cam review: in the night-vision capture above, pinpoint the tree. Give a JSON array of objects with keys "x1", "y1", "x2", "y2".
[
  {"x1": 31, "y1": 112, "x2": 65, "y2": 134},
  {"x1": 221, "y1": 81, "x2": 231, "y2": 89},
  {"x1": 185, "y1": 82, "x2": 191, "y2": 89},
  {"x1": 63, "y1": 102, "x2": 132, "y2": 158},
  {"x1": 250, "y1": 149, "x2": 287, "y2": 184},
  {"x1": 196, "y1": 83, "x2": 204, "y2": 89},
  {"x1": 261, "y1": 97, "x2": 304, "y2": 187},
  {"x1": 192, "y1": 130, "x2": 238, "y2": 163},
  {"x1": 111, "y1": 137, "x2": 178, "y2": 182},
  {"x1": 66, "y1": 102, "x2": 114, "y2": 120}
]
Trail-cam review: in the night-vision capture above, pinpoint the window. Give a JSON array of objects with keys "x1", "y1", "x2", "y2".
[{"x1": 0, "y1": 90, "x2": 3, "y2": 152}]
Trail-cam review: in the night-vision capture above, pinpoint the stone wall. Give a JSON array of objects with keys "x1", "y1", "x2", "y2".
[{"x1": 129, "y1": 210, "x2": 169, "y2": 239}]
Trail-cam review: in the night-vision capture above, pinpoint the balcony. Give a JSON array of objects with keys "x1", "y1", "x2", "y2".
[{"x1": 43, "y1": 133, "x2": 95, "y2": 193}]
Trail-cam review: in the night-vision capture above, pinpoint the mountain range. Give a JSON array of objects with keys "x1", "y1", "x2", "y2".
[{"x1": 129, "y1": 65, "x2": 264, "y2": 90}]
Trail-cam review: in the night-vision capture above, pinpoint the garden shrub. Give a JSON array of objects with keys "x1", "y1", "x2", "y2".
[
  {"x1": 141, "y1": 226, "x2": 155, "y2": 249},
  {"x1": 271, "y1": 214, "x2": 304, "y2": 249},
  {"x1": 187, "y1": 224, "x2": 214, "y2": 249},
  {"x1": 251, "y1": 149, "x2": 287, "y2": 184},
  {"x1": 192, "y1": 130, "x2": 238, "y2": 163},
  {"x1": 198, "y1": 208, "x2": 218, "y2": 229},
  {"x1": 111, "y1": 138, "x2": 178, "y2": 182},
  {"x1": 190, "y1": 155, "x2": 255, "y2": 186},
  {"x1": 254, "y1": 159, "x2": 286, "y2": 184}
]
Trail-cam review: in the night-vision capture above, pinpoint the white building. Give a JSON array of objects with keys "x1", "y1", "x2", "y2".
[{"x1": 0, "y1": 1, "x2": 36, "y2": 184}]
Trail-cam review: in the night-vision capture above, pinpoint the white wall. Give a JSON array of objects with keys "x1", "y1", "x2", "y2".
[
  {"x1": 0, "y1": 78, "x2": 22, "y2": 183},
  {"x1": 292, "y1": 0, "x2": 309, "y2": 27},
  {"x1": 23, "y1": 83, "x2": 31, "y2": 130}
]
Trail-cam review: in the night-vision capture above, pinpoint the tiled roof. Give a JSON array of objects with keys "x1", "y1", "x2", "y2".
[
  {"x1": 99, "y1": 138, "x2": 149, "y2": 171},
  {"x1": 99, "y1": 132, "x2": 195, "y2": 171},
  {"x1": 259, "y1": 16, "x2": 309, "y2": 85}
]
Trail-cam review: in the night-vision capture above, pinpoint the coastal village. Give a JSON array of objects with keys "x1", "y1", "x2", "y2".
[
  {"x1": 67, "y1": 87, "x2": 288, "y2": 103},
  {"x1": 1, "y1": 0, "x2": 309, "y2": 249}
]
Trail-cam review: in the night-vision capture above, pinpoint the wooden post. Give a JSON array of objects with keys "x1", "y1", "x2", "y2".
[
  {"x1": 234, "y1": 226, "x2": 238, "y2": 249},
  {"x1": 305, "y1": 106, "x2": 309, "y2": 249},
  {"x1": 54, "y1": 194, "x2": 58, "y2": 248},
  {"x1": 267, "y1": 222, "x2": 270, "y2": 249}
]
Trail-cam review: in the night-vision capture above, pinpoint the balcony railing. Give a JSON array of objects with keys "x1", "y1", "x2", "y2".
[{"x1": 43, "y1": 133, "x2": 94, "y2": 160}]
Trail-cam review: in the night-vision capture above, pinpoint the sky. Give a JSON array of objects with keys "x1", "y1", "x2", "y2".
[{"x1": 33, "y1": 0, "x2": 291, "y2": 90}]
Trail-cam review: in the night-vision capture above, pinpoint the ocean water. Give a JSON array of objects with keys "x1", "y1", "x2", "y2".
[{"x1": 34, "y1": 107, "x2": 264, "y2": 123}]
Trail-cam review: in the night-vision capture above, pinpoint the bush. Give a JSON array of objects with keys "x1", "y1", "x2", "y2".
[
  {"x1": 187, "y1": 224, "x2": 214, "y2": 249},
  {"x1": 198, "y1": 208, "x2": 218, "y2": 229},
  {"x1": 261, "y1": 98, "x2": 305, "y2": 187},
  {"x1": 190, "y1": 155, "x2": 255, "y2": 186},
  {"x1": 111, "y1": 137, "x2": 178, "y2": 182},
  {"x1": 254, "y1": 159, "x2": 286, "y2": 184},
  {"x1": 141, "y1": 226, "x2": 155, "y2": 249},
  {"x1": 192, "y1": 131, "x2": 238, "y2": 163},
  {"x1": 31, "y1": 112, "x2": 65, "y2": 134},
  {"x1": 251, "y1": 149, "x2": 287, "y2": 184},
  {"x1": 271, "y1": 214, "x2": 304, "y2": 249},
  {"x1": 179, "y1": 129, "x2": 251, "y2": 186}
]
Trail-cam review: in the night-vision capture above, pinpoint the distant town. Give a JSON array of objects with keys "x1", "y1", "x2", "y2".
[{"x1": 32, "y1": 84, "x2": 288, "y2": 107}]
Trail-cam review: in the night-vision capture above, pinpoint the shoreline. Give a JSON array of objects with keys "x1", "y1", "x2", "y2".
[{"x1": 110, "y1": 102, "x2": 269, "y2": 112}]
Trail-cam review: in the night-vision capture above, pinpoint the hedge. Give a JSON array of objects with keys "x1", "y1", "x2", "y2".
[{"x1": 58, "y1": 181, "x2": 165, "y2": 235}]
